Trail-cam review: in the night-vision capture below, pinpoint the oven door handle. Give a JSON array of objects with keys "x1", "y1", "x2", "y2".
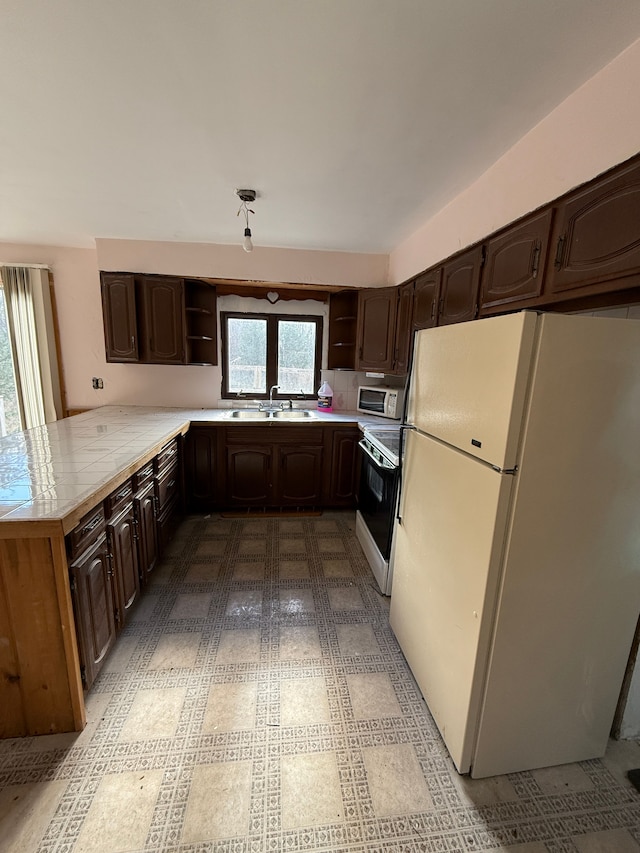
[{"x1": 358, "y1": 439, "x2": 396, "y2": 470}]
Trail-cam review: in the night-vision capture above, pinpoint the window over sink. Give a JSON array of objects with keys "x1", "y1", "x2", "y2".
[{"x1": 221, "y1": 312, "x2": 322, "y2": 400}]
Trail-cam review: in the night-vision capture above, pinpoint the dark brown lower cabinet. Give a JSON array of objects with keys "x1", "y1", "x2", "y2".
[
  {"x1": 106, "y1": 500, "x2": 140, "y2": 630},
  {"x1": 155, "y1": 444, "x2": 183, "y2": 554},
  {"x1": 184, "y1": 426, "x2": 220, "y2": 510},
  {"x1": 69, "y1": 532, "x2": 116, "y2": 691},
  {"x1": 134, "y1": 479, "x2": 158, "y2": 583},
  {"x1": 277, "y1": 445, "x2": 324, "y2": 504},
  {"x1": 326, "y1": 426, "x2": 361, "y2": 506},
  {"x1": 226, "y1": 445, "x2": 272, "y2": 505}
]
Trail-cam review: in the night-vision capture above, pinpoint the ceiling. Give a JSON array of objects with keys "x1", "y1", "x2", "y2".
[{"x1": 2, "y1": 1, "x2": 640, "y2": 254}]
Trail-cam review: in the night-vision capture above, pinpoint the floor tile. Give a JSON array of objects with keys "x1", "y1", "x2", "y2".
[
  {"x1": 321, "y1": 558, "x2": 354, "y2": 577},
  {"x1": 318, "y1": 537, "x2": 346, "y2": 553},
  {"x1": 202, "y1": 682, "x2": 258, "y2": 732},
  {"x1": 184, "y1": 560, "x2": 221, "y2": 582},
  {"x1": 239, "y1": 539, "x2": 267, "y2": 555},
  {"x1": 147, "y1": 632, "x2": 201, "y2": 670},
  {"x1": 169, "y1": 592, "x2": 212, "y2": 620},
  {"x1": 280, "y1": 588, "x2": 315, "y2": 614},
  {"x1": 328, "y1": 585, "x2": 365, "y2": 610},
  {"x1": 72, "y1": 770, "x2": 163, "y2": 852},
  {"x1": 118, "y1": 687, "x2": 185, "y2": 741},
  {"x1": 279, "y1": 559, "x2": 310, "y2": 578},
  {"x1": 216, "y1": 628, "x2": 261, "y2": 663},
  {"x1": 233, "y1": 560, "x2": 266, "y2": 580},
  {"x1": 336, "y1": 623, "x2": 381, "y2": 657},
  {"x1": 281, "y1": 752, "x2": 344, "y2": 829},
  {"x1": 451, "y1": 770, "x2": 520, "y2": 806},
  {"x1": 573, "y1": 828, "x2": 640, "y2": 852},
  {"x1": 225, "y1": 590, "x2": 263, "y2": 617},
  {"x1": 363, "y1": 744, "x2": 433, "y2": 816},
  {"x1": 279, "y1": 626, "x2": 322, "y2": 660},
  {"x1": 196, "y1": 539, "x2": 227, "y2": 556},
  {"x1": 0, "y1": 780, "x2": 67, "y2": 853},
  {"x1": 279, "y1": 537, "x2": 306, "y2": 554},
  {"x1": 347, "y1": 672, "x2": 402, "y2": 719},
  {"x1": 280, "y1": 676, "x2": 331, "y2": 726},
  {"x1": 181, "y1": 762, "x2": 253, "y2": 842},
  {"x1": 532, "y1": 762, "x2": 595, "y2": 794}
]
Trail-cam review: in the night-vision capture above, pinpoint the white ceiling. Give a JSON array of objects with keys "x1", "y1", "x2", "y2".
[{"x1": 2, "y1": 1, "x2": 640, "y2": 254}]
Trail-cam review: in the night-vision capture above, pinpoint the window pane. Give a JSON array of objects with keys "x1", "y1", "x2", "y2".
[
  {"x1": 227, "y1": 317, "x2": 267, "y2": 393},
  {"x1": 0, "y1": 288, "x2": 21, "y2": 435},
  {"x1": 278, "y1": 320, "x2": 316, "y2": 394}
]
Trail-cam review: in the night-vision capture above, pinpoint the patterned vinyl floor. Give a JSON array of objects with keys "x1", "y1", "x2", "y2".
[{"x1": 1, "y1": 512, "x2": 640, "y2": 853}]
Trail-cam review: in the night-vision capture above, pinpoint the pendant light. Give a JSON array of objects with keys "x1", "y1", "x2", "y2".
[{"x1": 236, "y1": 189, "x2": 257, "y2": 252}]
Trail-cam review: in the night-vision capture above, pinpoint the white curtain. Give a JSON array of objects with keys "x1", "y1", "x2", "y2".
[{"x1": 1, "y1": 265, "x2": 62, "y2": 429}]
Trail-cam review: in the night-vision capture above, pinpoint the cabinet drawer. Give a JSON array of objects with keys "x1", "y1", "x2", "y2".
[
  {"x1": 68, "y1": 504, "x2": 106, "y2": 559},
  {"x1": 156, "y1": 461, "x2": 179, "y2": 511},
  {"x1": 105, "y1": 478, "x2": 134, "y2": 518},
  {"x1": 133, "y1": 461, "x2": 155, "y2": 491},
  {"x1": 156, "y1": 438, "x2": 179, "y2": 472}
]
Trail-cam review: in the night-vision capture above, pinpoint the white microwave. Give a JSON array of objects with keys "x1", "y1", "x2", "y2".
[{"x1": 357, "y1": 385, "x2": 405, "y2": 420}]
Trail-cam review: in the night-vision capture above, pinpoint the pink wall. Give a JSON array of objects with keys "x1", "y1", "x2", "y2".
[
  {"x1": 389, "y1": 37, "x2": 640, "y2": 284},
  {"x1": 96, "y1": 239, "x2": 388, "y2": 288}
]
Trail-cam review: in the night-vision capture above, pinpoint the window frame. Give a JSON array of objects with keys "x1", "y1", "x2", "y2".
[{"x1": 220, "y1": 311, "x2": 323, "y2": 400}]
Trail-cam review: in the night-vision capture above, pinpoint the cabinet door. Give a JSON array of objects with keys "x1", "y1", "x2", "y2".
[
  {"x1": 480, "y1": 209, "x2": 553, "y2": 312},
  {"x1": 134, "y1": 481, "x2": 158, "y2": 583},
  {"x1": 101, "y1": 273, "x2": 138, "y2": 362},
  {"x1": 547, "y1": 158, "x2": 640, "y2": 294},
  {"x1": 107, "y1": 503, "x2": 140, "y2": 629},
  {"x1": 392, "y1": 282, "x2": 415, "y2": 375},
  {"x1": 356, "y1": 287, "x2": 398, "y2": 371},
  {"x1": 439, "y1": 247, "x2": 482, "y2": 326},
  {"x1": 70, "y1": 534, "x2": 116, "y2": 691},
  {"x1": 413, "y1": 268, "x2": 441, "y2": 332},
  {"x1": 327, "y1": 428, "x2": 360, "y2": 506},
  {"x1": 138, "y1": 276, "x2": 186, "y2": 363},
  {"x1": 276, "y1": 445, "x2": 324, "y2": 505},
  {"x1": 184, "y1": 427, "x2": 219, "y2": 510},
  {"x1": 226, "y1": 446, "x2": 272, "y2": 505}
]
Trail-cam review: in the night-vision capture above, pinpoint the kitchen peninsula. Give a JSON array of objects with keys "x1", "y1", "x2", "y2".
[{"x1": 0, "y1": 405, "x2": 383, "y2": 740}]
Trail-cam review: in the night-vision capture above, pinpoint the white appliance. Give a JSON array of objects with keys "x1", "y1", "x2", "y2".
[
  {"x1": 357, "y1": 385, "x2": 404, "y2": 419},
  {"x1": 390, "y1": 311, "x2": 640, "y2": 778},
  {"x1": 355, "y1": 426, "x2": 401, "y2": 595}
]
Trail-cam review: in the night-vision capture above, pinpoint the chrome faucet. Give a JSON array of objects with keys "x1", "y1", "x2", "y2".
[{"x1": 269, "y1": 385, "x2": 280, "y2": 408}]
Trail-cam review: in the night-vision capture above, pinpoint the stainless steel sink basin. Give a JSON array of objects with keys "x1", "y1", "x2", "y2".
[
  {"x1": 271, "y1": 410, "x2": 315, "y2": 419},
  {"x1": 228, "y1": 410, "x2": 271, "y2": 419}
]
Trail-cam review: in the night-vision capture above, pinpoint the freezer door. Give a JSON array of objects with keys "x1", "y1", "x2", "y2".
[
  {"x1": 408, "y1": 311, "x2": 537, "y2": 470},
  {"x1": 389, "y1": 430, "x2": 514, "y2": 774}
]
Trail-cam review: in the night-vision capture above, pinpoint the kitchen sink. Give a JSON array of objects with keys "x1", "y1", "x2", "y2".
[
  {"x1": 227, "y1": 409, "x2": 315, "y2": 419},
  {"x1": 228, "y1": 410, "x2": 271, "y2": 419},
  {"x1": 271, "y1": 410, "x2": 315, "y2": 419}
]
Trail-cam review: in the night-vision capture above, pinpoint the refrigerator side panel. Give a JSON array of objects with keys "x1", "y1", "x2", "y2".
[
  {"x1": 390, "y1": 430, "x2": 514, "y2": 773},
  {"x1": 408, "y1": 311, "x2": 537, "y2": 470},
  {"x1": 472, "y1": 314, "x2": 640, "y2": 778}
]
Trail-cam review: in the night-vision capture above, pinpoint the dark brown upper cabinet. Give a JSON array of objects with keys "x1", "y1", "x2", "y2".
[
  {"x1": 328, "y1": 289, "x2": 359, "y2": 370},
  {"x1": 413, "y1": 267, "x2": 442, "y2": 332},
  {"x1": 356, "y1": 287, "x2": 398, "y2": 372},
  {"x1": 391, "y1": 281, "x2": 415, "y2": 375},
  {"x1": 101, "y1": 273, "x2": 139, "y2": 362},
  {"x1": 547, "y1": 157, "x2": 640, "y2": 295},
  {"x1": 100, "y1": 272, "x2": 218, "y2": 366},
  {"x1": 438, "y1": 246, "x2": 483, "y2": 326},
  {"x1": 479, "y1": 208, "x2": 553, "y2": 314},
  {"x1": 138, "y1": 276, "x2": 185, "y2": 364}
]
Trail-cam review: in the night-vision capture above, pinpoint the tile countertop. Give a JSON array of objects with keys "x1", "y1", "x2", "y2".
[{"x1": 0, "y1": 406, "x2": 398, "y2": 531}]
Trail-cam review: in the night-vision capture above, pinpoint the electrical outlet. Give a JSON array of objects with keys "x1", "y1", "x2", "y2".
[{"x1": 92, "y1": 377, "x2": 104, "y2": 389}]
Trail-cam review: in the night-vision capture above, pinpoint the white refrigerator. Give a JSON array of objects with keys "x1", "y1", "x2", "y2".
[{"x1": 390, "y1": 311, "x2": 640, "y2": 778}]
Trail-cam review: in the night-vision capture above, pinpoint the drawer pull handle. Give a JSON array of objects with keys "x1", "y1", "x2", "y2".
[
  {"x1": 114, "y1": 488, "x2": 131, "y2": 501},
  {"x1": 166, "y1": 479, "x2": 176, "y2": 489},
  {"x1": 81, "y1": 516, "x2": 102, "y2": 536}
]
